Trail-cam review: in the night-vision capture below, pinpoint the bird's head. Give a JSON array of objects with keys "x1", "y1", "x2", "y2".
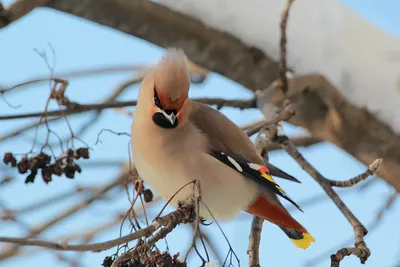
[{"x1": 138, "y1": 48, "x2": 190, "y2": 129}]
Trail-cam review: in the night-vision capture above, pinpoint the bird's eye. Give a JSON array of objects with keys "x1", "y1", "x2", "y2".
[{"x1": 153, "y1": 87, "x2": 163, "y2": 109}]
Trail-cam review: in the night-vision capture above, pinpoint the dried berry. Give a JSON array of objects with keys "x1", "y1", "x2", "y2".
[
  {"x1": 102, "y1": 256, "x2": 115, "y2": 267},
  {"x1": 27, "y1": 157, "x2": 39, "y2": 172},
  {"x1": 51, "y1": 162, "x2": 62, "y2": 176},
  {"x1": 3, "y1": 152, "x2": 16, "y2": 167},
  {"x1": 143, "y1": 189, "x2": 154, "y2": 203},
  {"x1": 17, "y1": 157, "x2": 29, "y2": 174},
  {"x1": 25, "y1": 170, "x2": 37, "y2": 183},
  {"x1": 74, "y1": 163, "x2": 82, "y2": 173},
  {"x1": 10, "y1": 157, "x2": 17, "y2": 167},
  {"x1": 41, "y1": 166, "x2": 53, "y2": 184},
  {"x1": 5, "y1": 146, "x2": 87, "y2": 184},
  {"x1": 76, "y1": 147, "x2": 89, "y2": 159},
  {"x1": 64, "y1": 161, "x2": 75, "y2": 179},
  {"x1": 37, "y1": 152, "x2": 51, "y2": 167},
  {"x1": 67, "y1": 149, "x2": 74, "y2": 157}
]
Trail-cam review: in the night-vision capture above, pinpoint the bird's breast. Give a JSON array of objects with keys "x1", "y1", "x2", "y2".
[{"x1": 131, "y1": 121, "x2": 258, "y2": 221}]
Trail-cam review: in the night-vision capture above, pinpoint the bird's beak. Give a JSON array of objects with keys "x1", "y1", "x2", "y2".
[{"x1": 160, "y1": 109, "x2": 177, "y2": 125}]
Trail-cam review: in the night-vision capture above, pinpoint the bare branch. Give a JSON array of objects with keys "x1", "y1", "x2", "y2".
[
  {"x1": 0, "y1": 97, "x2": 255, "y2": 120},
  {"x1": 0, "y1": 0, "x2": 49, "y2": 29},
  {"x1": 266, "y1": 136, "x2": 321, "y2": 152},
  {"x1": 247, "y1": 216, "x2": 264, "y2": 267},
  {"x1": 327, "y1": 159, "x2": 382, "y2": 188},
  {"x1": 264, "y1": 126, "x2": 380, "y2": 265},
  {"x1": 46, "y1": 0, "x2": 278, "y2": 90},
  {"x1": 278, "y1": 0, "x2": 295, "y2": 94},
  {"x1": 0, "y1": 170, "x2": 129, "y2": 260},
  {"x1": 0, "y1": 205, "x2": 192, "y2": 253},
  {"x1": 255, "y1": 75, "x2": 400, "y2": 192},
  {"x1": 0, "y1": 65, "x2": 146, "y2": 95},
  {"x1": 246, "y1": 101, "x2": 294, "y2": 136}
]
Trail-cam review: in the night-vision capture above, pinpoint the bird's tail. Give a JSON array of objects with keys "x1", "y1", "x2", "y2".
[{"x1": 278, "y1": 226, "x2": 315, "y2": 249}]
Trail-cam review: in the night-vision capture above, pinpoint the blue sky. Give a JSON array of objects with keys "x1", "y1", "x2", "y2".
[{"x1": 0, "y1": 1, "x2": 399, "y2": 267}]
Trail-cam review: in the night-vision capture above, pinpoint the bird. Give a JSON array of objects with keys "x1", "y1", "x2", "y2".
[{"x1": 131, "y1": 48, "x2": 315, "y2": 249}]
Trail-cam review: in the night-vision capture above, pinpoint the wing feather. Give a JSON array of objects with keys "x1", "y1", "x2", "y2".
[
  {"x1": 189, "y1": 101, "x2": 300, "y2": 183},
  {"x1": 211, "y1": 150, "x2": 303, "y2": 212}
]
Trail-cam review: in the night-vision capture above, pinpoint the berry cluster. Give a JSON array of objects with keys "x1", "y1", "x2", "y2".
[
  {"x1": 103, "y1": 251, "x2": 186, "y2": 267},
  {"x1": 3, "y1": 148, "x2": 89, "y2": 184}
]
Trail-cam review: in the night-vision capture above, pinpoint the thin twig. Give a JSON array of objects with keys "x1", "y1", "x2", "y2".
[
  {"x1": 326, "y1": 159, "x2": 382, "y2": 188},
  {"x1": 246, "y1": 102, "x2": 294, "y2": 136},
  {"x1": 266, "y1": 136, "x2": 321, "y2": 151},
  {"x1": 278, "y1": 0, "x2": 295, "y2": 94},
  {"x1": 0, "y1": 66, "x2": 146, "y2": 94}
]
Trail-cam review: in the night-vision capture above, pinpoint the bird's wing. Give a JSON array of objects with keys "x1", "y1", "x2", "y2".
[
  {"x1": 211, "y1": 150, "x2": 302, "y2": 212},
  {"x1": 189, "y1": 101, "x2": 300, "y2": 182},
  {"x1": 266, "y1": 162, "x2": 300, "y2": 183}
]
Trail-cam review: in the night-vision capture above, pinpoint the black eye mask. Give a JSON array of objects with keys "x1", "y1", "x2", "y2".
[{"x1": 153, "y1": 87, "x2": 163, "y2": 109}]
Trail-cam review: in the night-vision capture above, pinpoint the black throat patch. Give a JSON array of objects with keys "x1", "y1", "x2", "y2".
[{"x1": 152, "y1": 112, "x2": 178, "y2": 129}]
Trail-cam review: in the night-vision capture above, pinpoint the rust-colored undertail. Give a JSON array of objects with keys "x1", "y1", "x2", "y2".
[{"x1": 246, "y1": 194, "x2": 315, "y2": 249}]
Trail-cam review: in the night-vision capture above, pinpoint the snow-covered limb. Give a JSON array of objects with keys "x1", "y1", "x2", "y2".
[{"x1": 160, "y1": 0, "x2": 400, "y2": 133}]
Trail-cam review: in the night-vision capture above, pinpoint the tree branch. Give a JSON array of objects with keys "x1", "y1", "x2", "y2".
[
  {"x1": 264, "y1": 126, "x2": 381, "y2": 266},
  {"x1": 0, "y1": 0, "x2": 49, "y2": 29},
  {"x1": 45, "y1": 0, "x2": 278, "y2": 90},
  {"x1": 0, "y1": 205, "x2": 192, "y2": 252},
  {"x1": 0, "y1": 97, "x2": 255, "y2": 120},
  {"x1": 278, "y1": 0, "x2": 294, "y2": 94},
  {"x1": 326, "y1": 159, "x2": 382, "y2": 188},
  {"x1": 0, "y1": 168, "x2": 129, "y2": 260},
  {"x1": 256, "y1": 75, "x2": 400, "y2": 192},
  {"x1": 266, "y1": 136, "x2": 321, "y2": 152},
  {"x1": 247, "y1": 216, "x2": 264, "y2": 267}
]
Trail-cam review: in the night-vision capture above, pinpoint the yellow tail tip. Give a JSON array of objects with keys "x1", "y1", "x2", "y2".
[{"x1": 291, "y1": 233, "x2": 315, "y2": 249}]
